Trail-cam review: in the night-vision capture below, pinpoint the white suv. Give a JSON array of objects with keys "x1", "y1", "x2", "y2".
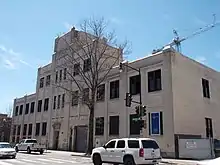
[{"x1": 91, "y1": 138, "x2": 162, "y2": 165}]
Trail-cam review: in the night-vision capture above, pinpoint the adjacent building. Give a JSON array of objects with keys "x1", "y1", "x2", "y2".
[
  {"x1": 0, "y1": 113, "x2": 12, "y2": 142},
  {"x1": 10, "y1": 27, "x2": 220, "y2": 158}
]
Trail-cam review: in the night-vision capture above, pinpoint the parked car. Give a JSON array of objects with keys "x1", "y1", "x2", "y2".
[
  {"x1": 91, "y1": 138, "x2": 161, "y2": 165},
  {"x1": 15, "y1": 139, "x2": 46, "y2": 154},
  {"x1": 0, "y1": 142, "x2": 16, "y2": 159}
]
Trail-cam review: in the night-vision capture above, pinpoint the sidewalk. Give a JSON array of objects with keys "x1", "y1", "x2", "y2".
[{"x1": 161, "y1": 159, "x2": 200, "y2": 165}]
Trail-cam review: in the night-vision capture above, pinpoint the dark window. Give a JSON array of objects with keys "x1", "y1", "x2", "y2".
[
  {"x1": 15, "y1": 106, "x2": 19, "y2": 116},
  {"x1": 141, "y1": 140, "x2": 159, "y2": 149},
  {"x1": 83, "y1": 58, "x2": 91, "y2": 72},
  {"x1": 26, "y1": 139, "x2": 37, "y2": 143},
  {"x1": 44, "y1": 98, "x2": 49, "y2": 111},
  {"x1": 205, "y1": 118, "x2": 213, "y2": 138},
  {"x1": 23, "y1": 124, "x2": 27, "y2": 136},
  {"x1": 55, "y1": 71, "x2": 58, "y2": 83},
  {"x1": 12, "y1": 137, "x2": 15, "y2": 143},
  {"x1": 72, "y1": 91, "x2": 79, "y2": 106},
  {"x1": 116, "y1": 140, "x2": 125, "y2": 148},
  {"x1": 46, "y1": 75, "x2": 51, "y2": 86},
  {"x1": 83, "y1": 88, "x2": 89, "y2": 103},
  {"x1": 19, "y1": 105, "x2": 23, "y2": 115},
  {"x1": 109, "y1": 116, "x2": 119, "y2": 135},
  {"x1": 53, "y1": 96, "x2": 56, "y2": 109},
  {"x1": 64, "y1": 68, "x2": 67, "y2": 80},
  {"x1": 35, "y1": 123, "x2": 40, "y2": 136},
  {"x1": 30, "y1": 102, "x2": 35, "y2": 113},
  {"x1": 59, "y1": 70, "x2": 62, "y2": 81},
  {"x1": 13, "y1": 125, "x2": 16, "y2": 135},
  {"x1": 57, "y1": 95, "x2": 61, "y2": 109},
  {"x1": 42, "y1": 122, "x2": 47, "y2": 136},
  {"x1": 110, "y1": 80, "x2": 119, "y2": 99},
  {"x1": 95, "y1": 117, "x2": 104, "y2": 135},
  {"x1": 106, "y1": 141, "x2": 116, "y2": 148},
  {"x1": 128, "y1": 140, "x2": 139, "y2": 148},
  {"x1": 17, "y1": 125, "x2": 21, "y2": 135},
  {"x1": 97, "y1": 84, "x2": 105, "y2": 101},
  {"x1": 37, "y1": 100, "x2": 42, "y2": 112},
  {"x1": 25, "y1": 103, "x2": 29, "y2": 114},
  {"x1": 62, "y1": 94, "x2": 65, "y2": 108},
  {"x1": 130, "y1": 114, "x2": 140, "y2": 135},
  {"x1": 28, "y1": 124, "x2": 32, "y2": 136},
  {"x1": 39, "y1": 77, "x2": 44, "y2": 88},
  {"x1": 148, "y1": 69, "x2": 162, "y2": 92},
  {"x1": 130, "y1": 75, "x2": 140, "y2": 95},
  {"x1": 74, "y1": 63, "x2": 80, "y2": 76},
  {"x1": 202, "y1": 78, "x2": 210, "y2": 98}
]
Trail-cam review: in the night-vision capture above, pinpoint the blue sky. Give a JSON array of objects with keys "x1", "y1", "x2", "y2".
[{"x1": 0, "y1": 0, "x2": 220, "y2": 114}]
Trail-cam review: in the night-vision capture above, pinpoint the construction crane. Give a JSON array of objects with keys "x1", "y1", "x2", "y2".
[{"x1": 152, "y1": 14, "x2": 220, "y2": 54}]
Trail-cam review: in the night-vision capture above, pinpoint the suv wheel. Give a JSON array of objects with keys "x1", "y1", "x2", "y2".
[
  {"x1": 124, "y1": 156, "x2": 135, "y2": 165},
  {"x1": 93, "y1": 154, "x2": 102, "y2": 165}
]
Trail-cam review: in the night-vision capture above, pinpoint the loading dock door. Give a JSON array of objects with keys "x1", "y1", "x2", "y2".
[{"x1": 75, "y1": 126, "x2": 88, "y2": 152}]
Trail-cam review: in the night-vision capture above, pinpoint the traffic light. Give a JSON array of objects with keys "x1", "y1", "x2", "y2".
[
  {"x1": 135, "y1": 105, "x2": 140, "y2": 116},
  {"x1": 125, "y1": 93, "x2": 132, "y2": 107},
  {"x1": 139, "y1": 120, "x2": 144, "y2": 129},
  {"x1": 119, "y1": 62, "x2": 123, "y2": 70},
  {"x1": 142, "y1": 105, "x2": 147, "y2": 117}
]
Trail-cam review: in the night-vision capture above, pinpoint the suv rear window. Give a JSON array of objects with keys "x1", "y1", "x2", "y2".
[
  {"x1": 141, "y1": 140, "x2": 159, "y2": 149},
  {"x1": 128, "y1": 140, "x2": 139, "y2": 148},
  {"x1": 26, "y1": 140, "x2": 37, "y2": 143}
]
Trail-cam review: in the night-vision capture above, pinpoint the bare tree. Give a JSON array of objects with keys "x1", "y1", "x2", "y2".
[{"x1": 53, "y1": 17, "x2": 131, "y2": 154}]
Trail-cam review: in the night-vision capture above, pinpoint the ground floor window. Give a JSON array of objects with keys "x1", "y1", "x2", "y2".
[{"x1": 148, "y1": 112, "x2": 163, "y2": 135}]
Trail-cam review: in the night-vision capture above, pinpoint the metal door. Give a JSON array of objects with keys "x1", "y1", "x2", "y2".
[{"x1": 75, "y1": 126, "x2": 88, "y2": 152}]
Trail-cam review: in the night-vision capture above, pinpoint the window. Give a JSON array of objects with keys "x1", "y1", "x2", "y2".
[
  {"x1": 39, "y1": 77, "x2": 44, "y2": 88},
  {"x1": 15, "y1": 106, "x2": 19, "y2": 116},
  {"x1": 42, "y1": 122, "x2": 47, "y2": 136},
  {"x1": 53, "y1": 96, "x2": 56, "y2": 109},
  {"x1": 110, "y1": 80, "x2": 119, "y2": 99},
  {"x1": 44, "y1": 98, "x2": 49, "y2": 111},
  {"x1": 23, "y1": 124, "x2": 27, "y2": 136},
  {"x1": 74, "y1": 63, "x2": 80, "y2": 76},
  {"x1": 72, "y1": 91, "x2": 79, "y2": 106},
  {"x1": 83, "y1": 58, "x2": 91, "y2": 72},
  {"x1": 35, "y1": 123, "x2": 40, "y2": 136},
  {"x1": 46, "y1": 75, "x2": 51, "y2": 86},
  {"x1": 148, "y1": 69, "x2": 162, "y2": 92},
  {"x1": 28, "y1": 124, "x2": 32, "y2": 136},
  {"x1": 109, "y1": 116, "x2": 119, "y2": 135},
  {"x1": 130, "y1": 75, "x2": 140, "y2": 95},
  {"x1": 141, "y1": 140, "x2": 159, "y2": 149},
  {"x1": 148, "y1": 112, "x2": 163, "y2": 135},
  {"x1": 17, "y1": 125, "x2": 21, "y2": 135},
  {"x1": 37, "y1": 100, "x2": 42, "y2": 112},
  {"x1": 13, "y1": 125, "x2": 16, "y2": 135},
  {"x1": 64, "y1": 68, "x2": 67, "y2": 80},
  {"x1": 128, "y1": 140, "x2": 139, "y2": 148},
  {"x1": 130, "y1": 114, "x2": 140, "y2": 135},
  {"x1": 55, "y1": 71, "x2": 58, "y2": 83},
  {"x1": 116, "y1": 140, "x2": 125, "y2": 148},
  {"x1": 95, "y1": 117, "x2": 104, "y2": 135},
  {"x1": 97, "y1": 84, "x2": 105, "y2": 101},
  {"x1": 83, "y1": 88, "x2": 89, "y2": 103},
  {"x1": 62, "y1": 94, "x2": 65, "y2": 108},
  {"x1": 202, "y1": 78, "x2": 210, "y2": 98},
  {"x1": 205, "y1": 118, "x2": 213, "y2": 138},
  {"x1": 105, "y1": 141, "x2": 116, "y2": 148},
  {"x1": 57, "y1": 95, "x2": 61, "y2": 109},
  {"x1": 25, "y1": 103, "x2": 29, "y2": 114},
  {"x1": 30, "y1": 102, "x2": 35, "y2": 113},
  {"x1": 19, "y1": 105, "x2": 23, "y2": 115},
  {"x1": 26, "y1": 139, "x2": 37, "y2": 143},
  {"x1": 59, "y1": 70, "x2": 62, "y2": 81}
]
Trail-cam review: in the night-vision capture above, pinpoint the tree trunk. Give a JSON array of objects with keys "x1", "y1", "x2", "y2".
[{"x1": 86, "y1": 103, "x2": 95, "y2": 155}]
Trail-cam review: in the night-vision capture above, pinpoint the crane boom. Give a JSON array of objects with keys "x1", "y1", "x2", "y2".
[{"x1": 152, "y1": 15, "x2": 220, "y2": 54}]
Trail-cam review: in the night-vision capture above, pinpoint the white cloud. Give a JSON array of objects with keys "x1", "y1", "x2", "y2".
[
  {"x1": 195, "y1": 56, "x2": 207, "y2": 64},
  {"x1": 0, "y1": 44, "x2": 33, "y2": 69},
  {"x1": 64, "y1": 22, "x2": 73, "y2": 30}
]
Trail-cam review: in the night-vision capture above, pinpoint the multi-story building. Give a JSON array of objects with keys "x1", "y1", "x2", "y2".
[
  {"x1": 0, "y1": 113, "x2": 12, "y2": 142},
  {"x1": 10, "y1": 27, "x2": 220, "y2": 158}
]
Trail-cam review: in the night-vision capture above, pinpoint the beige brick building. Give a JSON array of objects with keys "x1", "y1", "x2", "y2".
[{"x1": 10, "y1": 28, "x2": 220, "y2": 158}]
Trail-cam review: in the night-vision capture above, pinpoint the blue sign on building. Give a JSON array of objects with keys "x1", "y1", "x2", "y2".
[{"x1": 151, "y1": 112, "x2": 160, "y2": 135}]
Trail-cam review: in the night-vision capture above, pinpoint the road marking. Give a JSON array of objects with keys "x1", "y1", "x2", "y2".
[
  {"x1": 3, "y1": 159, "x2": 35, "y2": 165},
  {"x1": 37, "y1": 158, "x2": 63, "y2": 163},
  {"x1": 0, "y1": 161, "x2": 14, "y2": 165},
  {"x1": 19, "y1": 158, "x2": 47, "y2": 164},
  {"x1": 49, "y1": 158, "x2": 75, "y2": 163}
]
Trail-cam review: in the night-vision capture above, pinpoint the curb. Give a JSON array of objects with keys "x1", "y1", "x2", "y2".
[{"x1": 71, "y1": 154, "x2": 91, "y2": 158}]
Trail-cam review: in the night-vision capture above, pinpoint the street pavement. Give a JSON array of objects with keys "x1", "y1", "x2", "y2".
[{"x1": 0, "y1": 150, "x2": 200, "y2": 165}]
